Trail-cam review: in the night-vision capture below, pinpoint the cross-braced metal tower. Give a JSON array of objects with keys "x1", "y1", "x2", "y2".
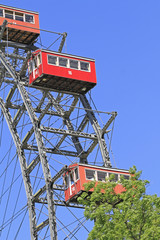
[{"x1": 0, "y1": 18, "x2": 117, "y2": 239}]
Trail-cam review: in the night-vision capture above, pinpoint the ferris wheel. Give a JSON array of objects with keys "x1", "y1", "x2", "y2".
[{"x1": 0, "y1": 4, "x2": 119, "y2": 239}]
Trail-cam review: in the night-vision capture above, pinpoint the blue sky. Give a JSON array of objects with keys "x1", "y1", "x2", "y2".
[
  {"x1": 24, "y1": 0, "x2": 160, "y2": 195},
  {"x1": 0, "y1": 0, "x2": 160, "y2": 238}
]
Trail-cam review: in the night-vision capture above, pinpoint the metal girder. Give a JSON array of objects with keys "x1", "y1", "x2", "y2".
[
  {"x1": 51, "y1": 96, "x2": 79, "y2": 150},
  {"x1": 24, "y1": 144, "x2": 87, "y2": 158},
  {"x1": 22, "y1": 98, "x2": 54, "y2": 146},
  {"x1": 38, "y1": 99, "x2": 53, "y2": 123},
  {"x1": 33, "y1": 184, "x2": 65, "y2": 201},
  {"x1": 17, "y1": 85, "x2": 58, "y2": 240},
  {"x1": 19, "y1": 51, "x2": 31, "y2": 77},
  {"x1": 80, "y1": 94, "x2": 112, "y2": 167},
  {"x1": 0, "y1": 31, "x2": 118, "y2": 239},
  {"x1": 102, "y1": 111, "x2": 117, "y2": 136},
  {"x1": 12, "y1": 104, "x2": 25, "y2": 127},
  {"x1": 58, "y1": 32, "x2": 67, "y2": 53},
  {"x1": 36, "y1": 91, "x2": 48, "y2": 110},
  {"x1": 53, "y1": 200, "x2": 84, "y2": 209},
  {"x1": 86, "y1": 113, "x2": 116, "y2": 156},
  {"x1": 0, "y1": 98, "x2": 37, "y2": 240},
  {"x1": 36, "y1": 219, "x2": 49, "y2": 233},
  {"x1": 22, "y1": 128, "x2": 34, "y2": 146},
  {"x1": 54, "y1": 134, "x2": 67, "y2": 150},
  {"x1": 37, "y1": 199, "x2": 85, "y2": 209},
  {"x1": 26, "y1": 155, "x2": 40, "y2": 174},
  {"x1": 77, "y1": 115, "x2": 89, "y2": 132},
  {"x1": 41, "y1": 125, "x2": 98, "y2": 140},
  {"x1": 3, "y1": 76, "x2": 80, "y2": 97},
  {"x1": 0, "y1": 76, "x2": 3, "y2": 88},
  {"x1": 4, "y1": 52, "x2": 26, "y2": 61},
  {"x1": 0, "y1": 40, "x2": 38, "y2": 51},
  {"x1": 65, "y1": 96, "x2": 79, "y2": 117},
  {"x1": 12, "y1": 48, "x2": 18, "y2": 66},
  {"x1": 0, "y1": 51, "x2": 58, "y2": 240},
  {"x1": 6, "y1": 101, "x2": 61, "y2": 116},
  {"x1": 52, "y1": 184, "x2": 65, "y2": 191},
  {"x1": 0, "y1": 20, "x2": 7, "y2": 42},
  {"x1": 33, "y1": 165, "x2": 67, "y2": 200},
  {"x1": 48, "y1": 93, "x2": 87, "y2": 163},
  {"x1": 6, "y1": 84, "x2": 17, "y2": 103},
  {"x1": 56, "y1": 92, "x2": 64, "y2": 102}
]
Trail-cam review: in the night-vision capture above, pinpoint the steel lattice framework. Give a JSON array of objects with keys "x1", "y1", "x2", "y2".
[{"x1": 0, "y1": 20, "x2": 117, "y2": 239}]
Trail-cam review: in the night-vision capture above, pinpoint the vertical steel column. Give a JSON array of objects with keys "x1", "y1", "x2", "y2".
[
  {"x1": 80, "y1": 94, "x2": 111, "y2": 167},
  {"x1": 0, "y1": 51, "x2": 58, "y2": 240},
  {"x1": 47, "y1": 93, "x2": 87, "y2": 163},
  {"x1": 0, "y1": 98, "x2": 37, "y2": 240}
]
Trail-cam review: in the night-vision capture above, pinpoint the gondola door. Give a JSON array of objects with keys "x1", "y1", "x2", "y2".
[
  {"x1": 69, "y1": 171, "x2": 76, "y2": 197},
  {"x1": 32, "y1": 53, "x2": 42, "y2": 81}
]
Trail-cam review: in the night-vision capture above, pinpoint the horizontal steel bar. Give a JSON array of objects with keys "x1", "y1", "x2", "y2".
[
  {"x1": 33, "y1": 166, "x2": 67, "y2": 200},
  {"x1": 41, "y1": 126, "x2": 98, "y2": 140},
  {"x1": 24, "y1": 144, "x2": 87, "y2": 157},
  {"x1": 36, "y1": 199, "x2": 85, "y2": 209}
]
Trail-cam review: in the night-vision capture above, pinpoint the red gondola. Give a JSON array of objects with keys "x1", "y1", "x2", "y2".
[
  {"x1": 28, "y1": 49, "x2": 97, "y2": 94},
  {"x1": 0, "y1": 4, "x2": 40, "y2": 44},
  {"x1": 63, "y1": 163, "x2": 130, "y2": 204}
]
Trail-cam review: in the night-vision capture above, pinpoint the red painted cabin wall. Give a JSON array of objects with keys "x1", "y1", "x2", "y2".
[
  {"x1": 41, "y1": 51, "x2": 96, "y2": 84},
  {"x1": 29, "y1": 50, "x2": 43, "y2": 83},
  {"x1": 64, "y1": 164, "x2": 130, "y2": 203},
  {"x1": 64, "y1": 178, "x2": 81, "y2": 202},
  {"x1": 29, "y1": 50, "x2": 97, "y2": 94},
  {"x1": 79, "y1": 165, "x2": 128, "y2": 194},
  {"x1": 64, "y1": 163, "x2": 81, "y2": 202},
  {"x1": 0, "y1": 5, "x2": 40, "y2": 44}
]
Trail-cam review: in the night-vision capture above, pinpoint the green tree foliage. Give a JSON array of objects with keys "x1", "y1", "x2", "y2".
[{"x1": 78, "y1": 166, "x2": 160, "y2": 240}]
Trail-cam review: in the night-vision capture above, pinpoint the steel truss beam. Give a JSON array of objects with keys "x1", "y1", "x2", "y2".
[
  {"x1": 0, "y1": 37, "x2": 116, "y2": 239},
  {"x1": 0, "y1": 40, "x2": 38, "y2": 51},
  {"x1": 0, "y1": 50, "x2": 58, "y2": 240},
  {"x1": 86, "y1": 113, "x2": 117, "y2": 157},
  {"x1": 80, "y1": 94, "x2": 112, "y2": 167},
  {"x1": 24, "y1": 144, "x2": 87, "y2": 158},
  {"x1": 0, "y1": 98, "x2": 37, "y2": 240},
  {"x1": 47, "y1": 93, "x2": 87, "y2": 163},
  {"x1": 41, "y1": 125, "x2": 98, "y2": 140},
  {"x1": 33, "y1": 165, "x2": 67, "y2": 200},
  {"x1": 0, "y1": 20, "x2": 7, "y2": 42},
  {"x1": 5, "y1": 101, "x2": 61, "y2": 116},
  {"x1": 58, "y1": 32, "x2": 67, "y2": 53}
]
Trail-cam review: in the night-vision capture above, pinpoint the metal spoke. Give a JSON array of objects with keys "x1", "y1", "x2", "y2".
[{"x1": 0, "y1": 17, "x2": 116, "y2": 239}]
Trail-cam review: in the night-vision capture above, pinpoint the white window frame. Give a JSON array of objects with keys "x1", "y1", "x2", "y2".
[
  {"x1": 59, "y1": 57, "x2": 69, "y2": 68},
  {"x1": 0, "y1": 8, "x2": 4, "y2": 17},
  {"x1": 69, "y1": 59, "x2": 79, "y2": 70},
  {"x1": 69, "y1": 171, "x2": 75, "y2": 187},
  {"x1": 4, "y1": 9, "x2": 14, "y2": 20},
  {"x1": 97, "y1": 170, "x2": 107, "y2": 182},
  {"x1": 0, "y1": 8, "x2": 35, "y2": 24},
  {"x1": 85, "y1": 169, "x2": 96, "y2": 181},
  {"x1": 37, "y1": 53, "x2": 42, "y2": 67},
  {"x1": 25, "y1": 13, "x2": 35, "y2": 24},
  {"x1": 47, "y1": 54, "x2": 58, "y2": 66},
  {"x1": 46, "y1": 54, "x2": 91, "y2": 73},
  {"x1": 15, "y1": 11, "x2": 24, "y2": 22},
  {"x1": 80, "y1": 61, "x2": 90, "y2": 72},
  {"x1": 74, "y1": 167, "x2": 79, "y2": 182}
]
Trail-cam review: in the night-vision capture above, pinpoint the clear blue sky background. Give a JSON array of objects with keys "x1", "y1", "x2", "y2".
[{"x1": 0, "y1": 0, "x2": 160, "y2": 237}]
